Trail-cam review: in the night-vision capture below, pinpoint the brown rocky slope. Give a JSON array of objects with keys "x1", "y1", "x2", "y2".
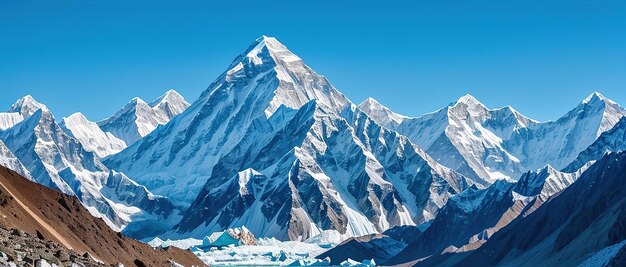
[{"x1": 0, "y1": 165, "x2": 205, "y2": 266}]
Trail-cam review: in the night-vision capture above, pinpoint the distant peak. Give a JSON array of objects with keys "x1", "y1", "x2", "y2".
[
  {"x1": 359, "y1": 97, "x2": 381, "y2": 107},
  {"x1": 454, "y1": 94, "x2": 485, "y2": 108},
  {"x1": 150, "y1": 89, "x2": 186, "y2": 107},
  {"x1": 582, "y1": 91, "x2": 607, "y2": 104},
  {"x1": 8, "y1": 95, "x2": 49, "y2": 117},
  {"x1": 163, "y1": 89, "x2": 179, "y2": 96},
  {"x1": 358, "y1": 97, "x2": 409, "y2": 125},
  {"x1": 457, "y1": 94, "x2": 478, "y2": 103},
  {"x1": 65, "y1": 112, "x2": 87, "y2": 120},
  {"x1": 495, "y1": 105, "x2": 539, "y2": 124},
  {"x1": 14, "y1": 95, "x2": 42, "y2": 107},
  {"x1": 61, "y1": 112, "x2": 91, "y2": 127},
  {"x1": 244, "y1": 35, "x2": 301, "y2": 64},
  {"x1": 129, "y1": 97, "x2": 147, "y2": 105},
  {"x1": 21, "y1": 95, "x2": 36, "y2": 102}
]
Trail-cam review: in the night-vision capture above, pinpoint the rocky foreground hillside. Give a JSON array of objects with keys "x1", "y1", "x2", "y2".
[{"x1": 0, "y1": 166, "x2": 205, "y2": 267}]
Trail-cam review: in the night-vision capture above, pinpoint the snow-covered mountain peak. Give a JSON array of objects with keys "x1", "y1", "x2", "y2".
[
  {"x1": 360, "y1": 97, "x2": 378, "y2": 106},
  {"x1": 454, "y1": 94, "x2": 485, "y2": 108},
  {"x1": 150, "y1": 89, "x2": 184, "y2": 105},
  {"x1": 566, "y1": 92, "x2": 625, "y2": 134},
  {"x1": 448, "y1": 94, "x2": 490, "y2": 120},
  {"x1": 129, "y1": 97, "x2": 148, "y2": 105},
  {"x1": 576, "y1": 91, "x2": 622, "y2": 111},
  {"x1": 358, "y1": 97, "x2": 409, "y2": 127},
  {"x1": 513, "y1": 164, "x2": 581, "y2": 200},
  {"x1": 149, "y1": 89, "x2": 190, "y2": 117},
  {"x1": 106, "y1": 37, "x2": 472, "y2": 240},
  {"x1": 204, "y1": 36, "x2": 351, "y2": 118},
  {"x1": 63, "y1": 112, "x2": 90, "y2": 123},
  {"x1": 104, "y1": 96, "x2": 151, "y2": 122},
  {"x1": 582, "y1": 91, "x2": 607, "y2": 104},
  {"x1": 97, "y1": 90, "x2": 190, "y2": 145},
  {"x1": 0, "y1": 101, "x2": 177, "y2": 233},
  {"x1": 245, "y1": 35, "x2": 302, "y2": 65},
  {"x1": 491, "y1": 106, "x2": 538, "y2": 127},
  {"x1": 8, "y1": 95, "x2": 49, "y2": 117}
]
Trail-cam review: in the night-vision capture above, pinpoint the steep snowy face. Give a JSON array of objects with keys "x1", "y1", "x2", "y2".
[
  {"x1": 369, "y1": 95, "x2": 536, "y2": 184},
  {"x1": 149, "y1": 89, "x2": 190, "y2": 118},
  {"x1": 7, "y1": 95, "x2": 49, "y2": 117},
  {"x1": 97, "y1": 90, "x2": 190, "y2": 145},
  {"x1": 0, "y1": 97, "x2": 176, "y2": 233},
  {"x1": 106, "y1": 36, "x2": 470, "y2": 240},
  {"x1": 0, "y1": 95, "x2": 49, "y2": 130},
  {"x1": 505, "y1": 92, "x2": 626, "y2": 171},
  {"x1": 173, "y1": 103, "x2": 470, "y2": 240},
  {"x1": 231, "y1": 36, "x2": 352, "y2": 117},
  {"x1": 0, "y1": 113, "x2": 24, "y2": 130},
  {"x1": 0, "y1": 139, "x2": 31, "y2": 179},
  {"x1": 60, "y1": 113, "x2": 127, "y2": 158},
  {"x1": 361, "y1": 92, "x2": 625, "y2": 183},
  {"x1": 565, "y1": 117, "x2": 626, "y2": 172},
  {"x1": 435, "y1": 95, "x2": 535, "y2": 184},
  {"x1": 105, "y1": 36, "x2": 354, "y2": 205}
]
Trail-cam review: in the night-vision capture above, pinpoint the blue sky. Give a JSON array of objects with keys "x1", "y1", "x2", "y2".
[{"x1": 1, "y1": 0, "x2": 625, "y2": 121}]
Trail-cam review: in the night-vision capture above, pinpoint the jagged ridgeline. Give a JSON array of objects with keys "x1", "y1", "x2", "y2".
[
  {"x1": 104, "y1": 36, "x2": 472, "y2": 240},
  {"x1": 1, "y1": 36, "x2": 626, "y2": 266}
]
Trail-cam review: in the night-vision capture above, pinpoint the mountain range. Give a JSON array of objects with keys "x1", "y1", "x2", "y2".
[{"x1": 1, "y1": 36, "x2": 626, "y2": 266}]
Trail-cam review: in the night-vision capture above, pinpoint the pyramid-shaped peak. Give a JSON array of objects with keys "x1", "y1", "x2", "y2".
[
  {"x1": 162, "y1": 89, "x2": 182, "y2": 98},
  {"x1": 455, "y1": 94, "x2": 485, "y2": 107},
  {"x1": 244, "y1": 35, "x2": 302, "y2": 64},
  {"x1": 576, "y1": 92, "x2": 624, "y2": 114},
  {"x1": 150, "y1": 89, "x2": 186, "y2": 107},
  {"x1": 359, "y1": 97, "x2": 409, "y2": 125},
  {"x1": 129, "y1": 97, "x2": 147, "y2": 104},
  {"x1": 582, "y1": 91, "x2": 609, "y2": 104},
  {"x1": 359, "y1": 97, "x2": 381, "y2": 107},
  {"x1": 8, "y1": 95, "x2": 49, "y2": 117},
  {"x1": 359, "y1": 97, "x2": 397, "y2": 114},
  {"x1": 254, "y1": 35, "x2": 288, "y2": 51}
]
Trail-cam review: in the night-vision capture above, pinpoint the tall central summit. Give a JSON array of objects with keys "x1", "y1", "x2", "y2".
[
  {"x1": 104, "y1": 36, "x2": 470, "y2": 240},
  {"x1": 205, "y1": 35, "x2": 351, "y2": 118}
]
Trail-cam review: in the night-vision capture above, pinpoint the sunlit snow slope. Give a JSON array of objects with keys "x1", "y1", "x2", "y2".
[{"x1": 105, "y1": 36, "x2": 472, "y2": 240}]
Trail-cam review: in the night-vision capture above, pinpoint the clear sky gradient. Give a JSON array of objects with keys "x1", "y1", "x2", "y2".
[{"x1": 1, "y1": 0, "x2": 625, "y2": 122}]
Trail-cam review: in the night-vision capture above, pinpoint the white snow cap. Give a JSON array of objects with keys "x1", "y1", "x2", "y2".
[
  {"x1": 358, "y1": 97, "x2": 409, "y2": 125},
  {"x1": 64, "y1": 112, "x2": 90, "y2": 123},
  {"x1": 97, "y1": 89, "x2": 190, "y2": 145},
  {"x1": 245, "y1": 35, "x2": 302, "y2": 65},
  {"x1": 8, "y1": 95, "x2": 49, "y2": 117},
  {"x1": 582, "y1": 91, "x2": 611, "y2": 104},
  {"x1": 455, "y1": 94, "x2": 485, "y2": 107},
  {"x1": 150, "y1": 89, "x2": 186, "y2": 106},
  {"x1": 583, "y1": 91, "x2": 606, "y2": 103}
]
